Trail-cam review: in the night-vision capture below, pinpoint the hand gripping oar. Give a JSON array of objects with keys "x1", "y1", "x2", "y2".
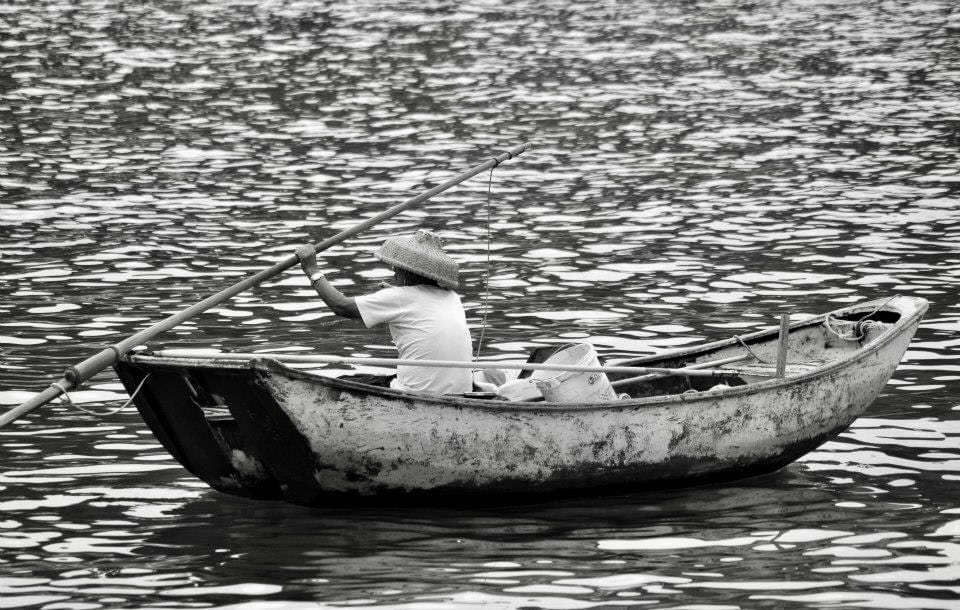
[{"x1": 0, "y1": 143, "x2": 531, "y2": 428}]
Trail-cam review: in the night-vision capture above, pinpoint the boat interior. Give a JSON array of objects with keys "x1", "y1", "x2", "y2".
[
  {"x1": 122, "y1": 305, "x2": 903, "y2": 410},
  {"x1": 605, "y1": 309, "x2": 899, "y2": 400},
  {"x1": 480, "y1": 307, "x2": 901, "y2": 402}
]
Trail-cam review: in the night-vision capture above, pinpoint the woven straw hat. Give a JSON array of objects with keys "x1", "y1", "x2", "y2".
[{"x1": 376, "y1": 230, "x2": 459, "y2": 288}]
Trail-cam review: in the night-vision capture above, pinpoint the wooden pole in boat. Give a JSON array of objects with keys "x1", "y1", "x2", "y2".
[
  {"x1": 147, "y1": 350, "x2": 762, "y2": 379},
  {"x1": 610, "y1": 353, "x2": 752, "y2": 388},
  {"x1": 0, "y1": 143, "x2": 532, "y2": 428},
  {"x1": 776, "y1": 313, "x2": 790, "y2": 377}
]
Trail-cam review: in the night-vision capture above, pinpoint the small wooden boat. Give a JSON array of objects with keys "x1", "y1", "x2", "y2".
[{"x1": 114, "y1": 295, "x2": 927, "y2": 505}]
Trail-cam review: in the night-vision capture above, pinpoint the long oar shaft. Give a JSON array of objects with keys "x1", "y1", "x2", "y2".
[
  {"x1": 610, "y1": 353, "x2": 751, "y2": 388},
  {"x1": 149, "y1": 350, "x2": 746, "y2": 378},
  {"x1": 1, "y1": 143, "x2": 531, "y2": 427},
  {"x1": 1, "y1": 386, "x2": 65, "y2": 427}
]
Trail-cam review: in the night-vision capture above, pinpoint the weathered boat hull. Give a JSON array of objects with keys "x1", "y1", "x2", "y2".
[{"x1": 114, "y1": 296, "x2": 927, "y2": 505}]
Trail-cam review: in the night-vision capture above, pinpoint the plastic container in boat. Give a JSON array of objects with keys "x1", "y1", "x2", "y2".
[
  {"x1": 529, "y1": 344, "x2": 618, "y2": 403},
  {"x1": 497, "y1": 378, "x2": 544, "y2": 401}
]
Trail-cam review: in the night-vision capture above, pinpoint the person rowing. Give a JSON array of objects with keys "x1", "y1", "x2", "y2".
[{"x1": 295, "y1": 229, "x2": 473, "y2": 394}]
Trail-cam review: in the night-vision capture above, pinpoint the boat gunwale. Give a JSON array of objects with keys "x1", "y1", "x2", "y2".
[{"x1": 124, "y1": 295, "x2": 928, "y2": 413}]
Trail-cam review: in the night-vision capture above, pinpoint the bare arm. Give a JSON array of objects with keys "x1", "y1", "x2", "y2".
[{"x1": 296, "y1": 245, "x2": 362, "y2": 321}]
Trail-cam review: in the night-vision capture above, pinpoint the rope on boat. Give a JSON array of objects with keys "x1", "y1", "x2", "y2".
[
  {"x1": 734, "y1": 335, "x2": 766, "y2": 363},
  {"x1": 824, "y1": 316, "x2": 865, "y2": 341},
  {"x1": 57, "y1": 373, "x2": 151, "y2": 417},
  {"x1": 474, "y1": 165, "x2": 495, "y2": 361},
  {"x1": 824, "y1": 297, "x2": 896, "y2": 342},
  {"x1": 49, "y1": 380, "x2": 72, "y2": 406}
]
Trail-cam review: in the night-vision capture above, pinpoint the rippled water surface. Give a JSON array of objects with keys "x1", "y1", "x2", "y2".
[{"x1": 2, "y1": 0, "x2": 959, "y2": 607}]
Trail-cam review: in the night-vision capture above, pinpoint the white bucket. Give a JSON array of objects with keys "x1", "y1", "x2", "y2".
[{"x1": 529, "y1": 344, "x2": 618, "y2": 403}]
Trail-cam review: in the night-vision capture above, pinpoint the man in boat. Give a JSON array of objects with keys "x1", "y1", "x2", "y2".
[{"x1": 295, "y1": 229, "x2": 473, "y2": 395}]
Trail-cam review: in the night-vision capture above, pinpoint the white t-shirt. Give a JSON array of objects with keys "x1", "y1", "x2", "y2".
[{"x1": 355, "y1": 285, "x2": 473, "y2": 394}]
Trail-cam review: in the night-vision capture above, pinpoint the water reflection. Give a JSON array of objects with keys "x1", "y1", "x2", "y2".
[
  {"x1": 2, "y1": 0, "x2": 960, "y2": 607},
  {"x1": 2, "y1": 416, "x2": 958, "y2": 606}
]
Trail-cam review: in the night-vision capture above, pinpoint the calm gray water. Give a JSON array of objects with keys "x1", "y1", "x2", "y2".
[{"x1": 1, "y1": 0, "x2": 959, "y2": 607}]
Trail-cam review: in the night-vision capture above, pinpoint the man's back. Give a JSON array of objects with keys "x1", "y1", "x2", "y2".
[{"x1": 356, "y1": 284, "x2": 472, "y2": 394}]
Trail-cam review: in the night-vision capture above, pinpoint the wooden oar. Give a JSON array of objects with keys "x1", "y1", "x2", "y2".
[
  {"x1": 610, "y1": 353, "x2": 752, "y2": 388},
  {"x1": 0, "y1": 143, "x2": 531, "y2": 428},
  {"x1": 147, "y1": 349, "x2": 750, "y2": 379}
]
